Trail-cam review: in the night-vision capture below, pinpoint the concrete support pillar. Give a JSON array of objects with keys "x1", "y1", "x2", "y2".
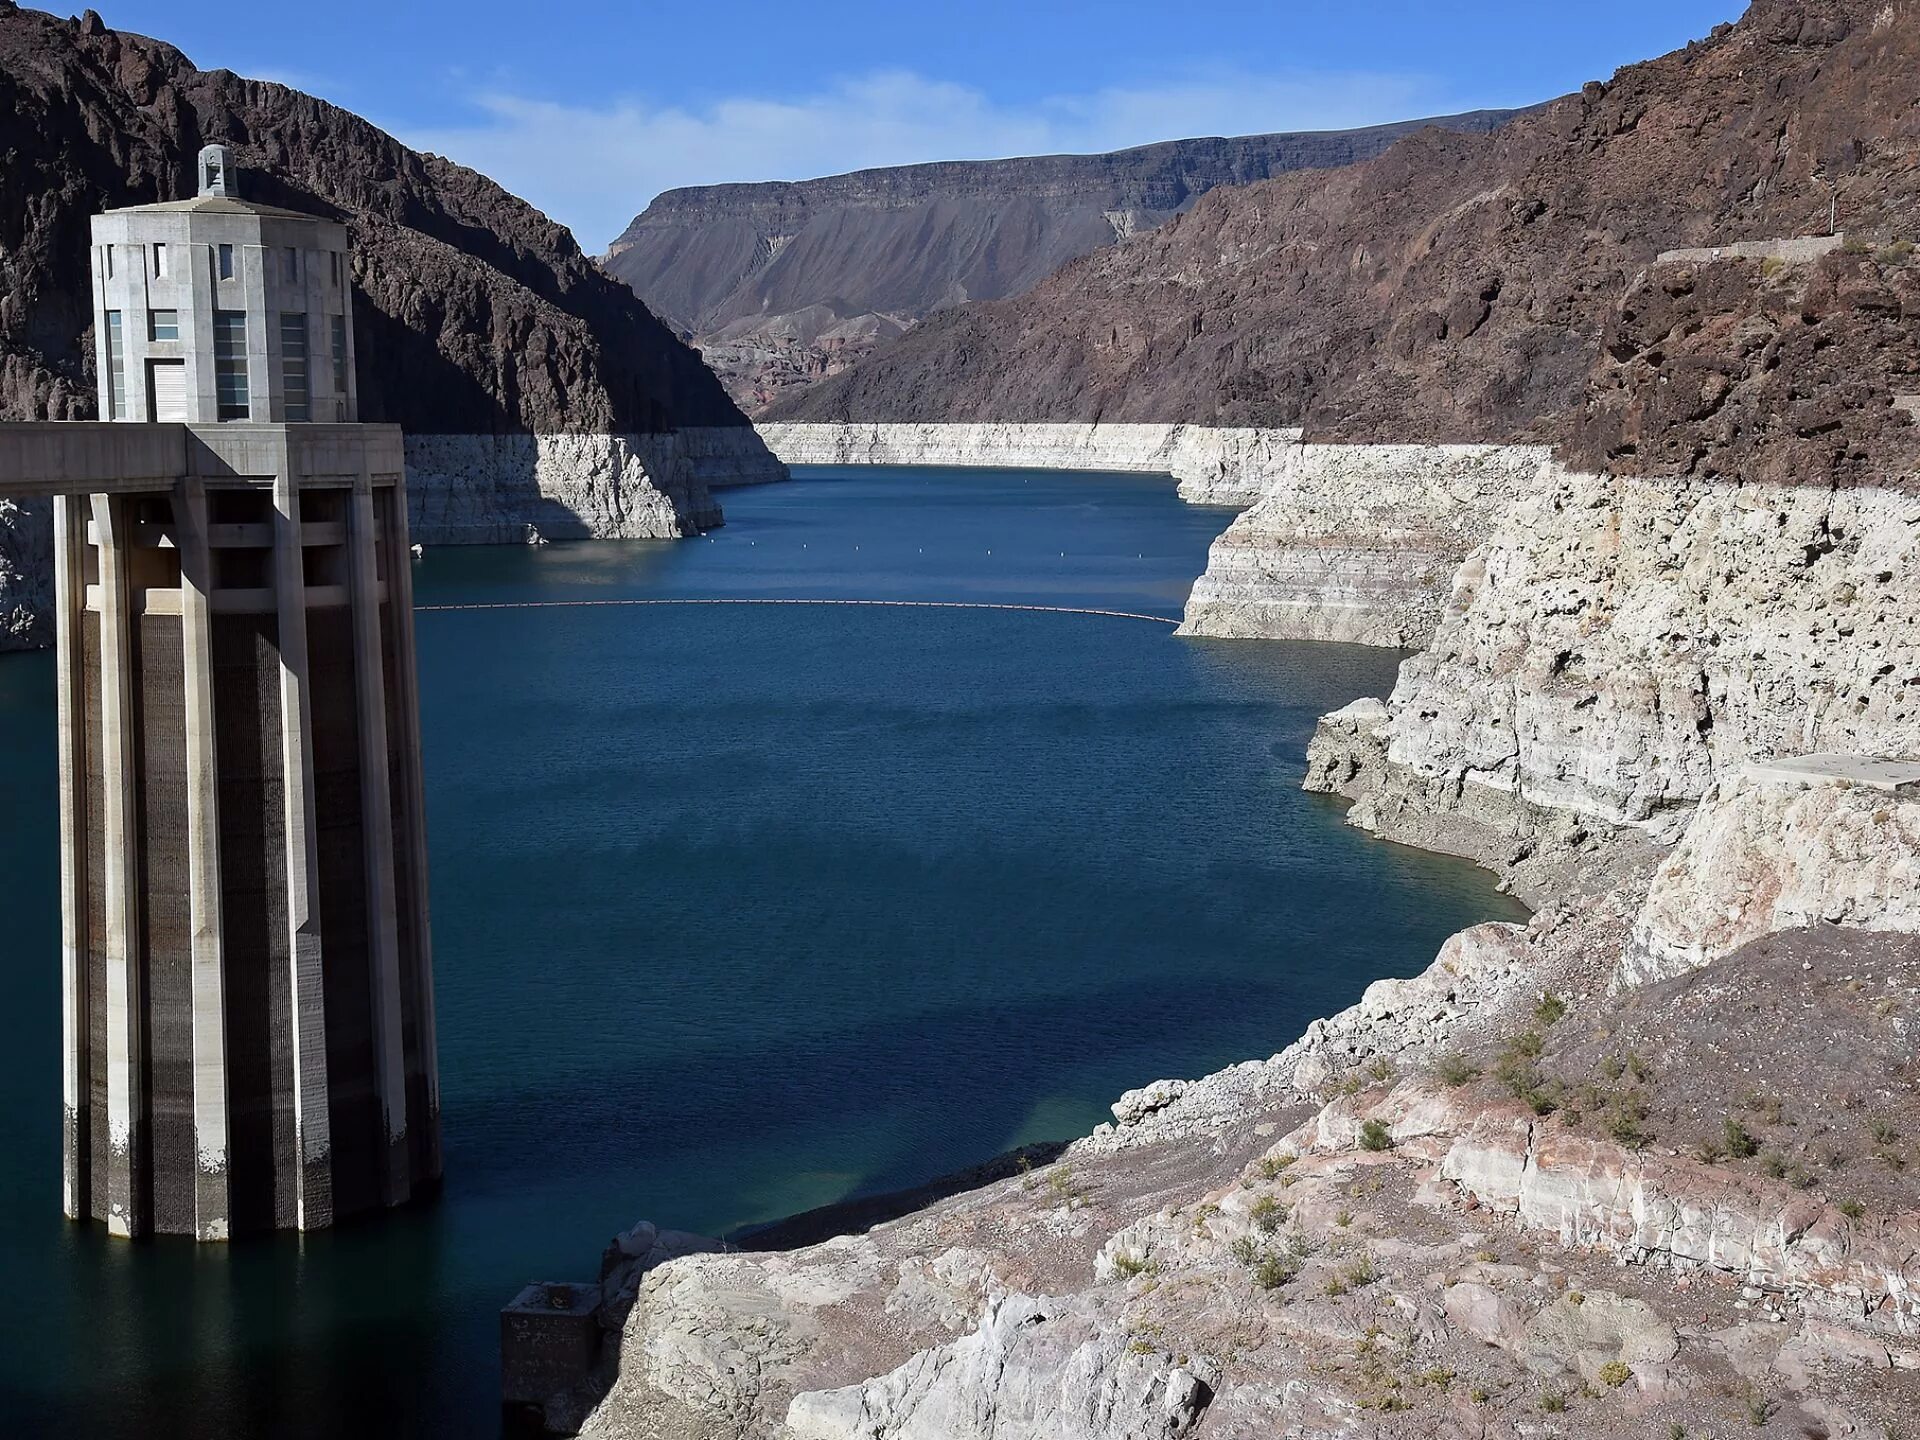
[
  {"x1": 172, "y1": 477, "x2": 230, "y2": 1240},
  {"x1": 90, "y1": 492, "x2": 148, "y2": 1239},
  {"x1": 54, "y1": 495, "x2": 90, "y2": 1221},
  {"x1": 347, "y1": 474, "x2": 410, "y2": 1202},
  {"x1": 382, "y1": 483, "x2": 440, "y2": 1180},
  {"x1": 271, "y1": 469, "x2": 334, "y2": 1230}
]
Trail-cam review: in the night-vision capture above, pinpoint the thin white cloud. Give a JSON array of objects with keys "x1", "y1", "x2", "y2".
[{"x1": 395, "y1": 67, "x2": 1458, "y2": 255}]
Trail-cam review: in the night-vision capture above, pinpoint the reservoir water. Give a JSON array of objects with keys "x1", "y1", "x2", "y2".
[{"x1": 0, "y1": 466, "x2": 1525, "y2": 1436}]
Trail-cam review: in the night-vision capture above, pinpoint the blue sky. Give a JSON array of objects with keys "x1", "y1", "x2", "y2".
[{"x1": 91, "y1": 0, "x2": 1746, "y2": 252}]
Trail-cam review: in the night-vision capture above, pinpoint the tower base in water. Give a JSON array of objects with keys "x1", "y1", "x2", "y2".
[{"x1": 37, "y1": 421, "x2": 439, "y2": 1240}]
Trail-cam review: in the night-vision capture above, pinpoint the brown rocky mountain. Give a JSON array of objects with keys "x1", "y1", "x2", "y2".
[
  {"x1": 776, "y1": 0, "x2": 1920, "y2": 488},
  {"x1": 604, "y1": 113, "x2": 1525, "y2": 414},
  {"x1": 0, "y1": 2, "x2": 788, "y2": 650},
  {"x1": 0, "y1": 2, "x2": 745, "y2": 433}
]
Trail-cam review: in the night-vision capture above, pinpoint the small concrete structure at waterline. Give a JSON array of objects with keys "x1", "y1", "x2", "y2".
[{"x1": 0, "y1": 147, "x2": 439, "y2": 1240}]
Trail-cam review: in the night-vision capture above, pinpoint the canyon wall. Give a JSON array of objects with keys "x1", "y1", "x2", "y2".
[{"x1": 404, "y1": 427, "x2": 787, "y2": 544}]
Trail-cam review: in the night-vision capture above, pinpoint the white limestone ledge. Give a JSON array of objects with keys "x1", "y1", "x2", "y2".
[
  {"x1": 1177, "y1": 444, "x2": 1553, "y2": 647},
  {"x1": 404, "y1": 429, "x2": 784, "y2": 544},
  {"x1": 755, "y1": 421, "x2": 1304, "y2": 507},
  {"x1": 1623, "y1": 763, "x2": 1920, "y2": 987}
]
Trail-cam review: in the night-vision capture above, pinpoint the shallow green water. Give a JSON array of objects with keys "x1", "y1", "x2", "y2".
[{"x1": 0, "y1": 466, "x2": 1522, "y2": 1436}]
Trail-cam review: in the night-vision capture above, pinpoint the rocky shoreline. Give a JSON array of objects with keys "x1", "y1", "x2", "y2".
[
  {"x1": 514, "y1": 426, "x2": 1920, "y2": 1438},
  {"x1": 756, "y1": 423, "x2": 1562, "y2": 649}
]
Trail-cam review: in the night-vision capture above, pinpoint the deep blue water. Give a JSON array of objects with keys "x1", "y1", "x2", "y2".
[{"x1": 0, "y1": 466, "x2": 1523, "y2": 1437}]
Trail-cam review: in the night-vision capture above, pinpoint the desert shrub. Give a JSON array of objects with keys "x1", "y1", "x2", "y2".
[
  {"x1": 1722, "y1": 1117, "x2": 1760, "y2": 1159},
  {"x1": 1606, "y1": 1108, "x2": 1651, "y2": 1149},
  {"x1": 1436, "y1": 1052, "x2": 1479, "y2": 1087},
  {"x1": 1250, "y1": 1195, "x2": 1285, "y2": 1234},
  {"x1": 1598, "y1": 1361, "x2": 1633, "y2": 1388},
  {"x1": 1535, "y1": 993, "x2": 1568, "y2": 1026},
  {"x1": 1358, "y1": 1119, "x2": 1394, "y2": 1152},
  {"x1": 1251, "y1": 1253, "x2": 1297, "y2": 1290}
]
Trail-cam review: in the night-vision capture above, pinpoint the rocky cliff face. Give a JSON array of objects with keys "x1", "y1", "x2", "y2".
[
  {"x1": 607, "y1": 113, "x2": 1523, "y2": 415},
  {"x1": 1307, "y1": 461, "x2": 1920, "y2": 885},
  {"x1": 775, "y1": 0, "x2": 1920, "y2": 443},
  {"x1": 1175, "y1": 444, "x2": 1554, "y2": 647},
  {"x1": 0, "y1": 3, "x2": 785, "y2": 648}
]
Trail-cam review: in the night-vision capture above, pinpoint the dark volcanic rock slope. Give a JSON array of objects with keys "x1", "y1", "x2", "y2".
[
  {"x1": 0, "y1": 3, "x2": 786, "y2": 647},
  {"x1": 777, "y1": 0, "x2": 1920, "y2": 485},
  {"x1": 0, "y1": 4, "x2": 740, "y2": 433},
  {"x1": 606, "y1": 113, "x2": 1521, "y2": 413}
]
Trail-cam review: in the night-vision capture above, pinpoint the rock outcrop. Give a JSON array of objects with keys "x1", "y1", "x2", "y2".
[
  {"x1": 1308, "y1": 465, "x2": 1920, "y2": 880},
  {"x1": 0, "y1": 3, "x2": 785, "y2": 649},
  {"x1": 0, "y1": 498, "x2": 51, "y2": 649},
  {"x1": 1625, "y1": 766, "x2": 1920, "y2": 985},
  {"x1": 1176, "y1": 445, "x2": 1552, "y2": 646},
  {"x1": 607, "y1": 113, "x2": 1524, "y2": 415},
  {"x1": 568, "y1": 898, "x2": 1920, "y2": 1440},
  {"x1": 759, "y1": 426, "x2": 1558, "y2": 648}
]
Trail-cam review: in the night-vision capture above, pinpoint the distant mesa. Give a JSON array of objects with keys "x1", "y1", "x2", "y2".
[{"x1": 603, "y1": 112, "x2": 1528, "y2": 415}]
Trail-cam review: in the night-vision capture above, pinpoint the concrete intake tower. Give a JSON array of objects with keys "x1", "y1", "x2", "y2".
[{"x1": 18, "y1": 146, "x2": 440, "y2": 1239}]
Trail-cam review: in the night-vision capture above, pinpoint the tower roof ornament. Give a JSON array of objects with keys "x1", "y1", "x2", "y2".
[{"x1": 198, "y1": 144, "x2": 234, "y2": 198}]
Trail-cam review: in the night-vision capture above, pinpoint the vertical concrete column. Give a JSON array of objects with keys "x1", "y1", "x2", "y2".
[
  {"x1": 90, "y1": 493, "x2": 148, "y2": 1239},
  {"x1": 54, "y1": 495, "x2": 90, "y2": 1221},
  {"x1": 347, "y1": 472, "x2": 410, "y2": 1202},
  {"x1": 381, "y1": 480, "x2": 441, "y2": 1179},
  {"x1": 172, "y1": 477, "x2": 231, "y2": 1240},
  {"x1": 271, "y1": 469, "x2": 334, "y2": 1230}
]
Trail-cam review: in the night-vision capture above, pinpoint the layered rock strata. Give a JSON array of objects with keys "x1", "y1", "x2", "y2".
[
  {"x1": 1176, "y1": 444, "x2": 1552, "y2": 646},
  {"x1": 404, "y1": 433, "x2": 725, "y2": 544},
  {"x1": 1308, "y1": 466, "x2": 1920, "y2": 876},
  {"x1": 757, "y1": 425, "x2": 1558, "y2": 649}
]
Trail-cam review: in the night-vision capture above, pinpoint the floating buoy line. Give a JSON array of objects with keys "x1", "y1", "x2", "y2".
[{"x1": 414, "y1": 597, "x2": 1179, "y2": 626}]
